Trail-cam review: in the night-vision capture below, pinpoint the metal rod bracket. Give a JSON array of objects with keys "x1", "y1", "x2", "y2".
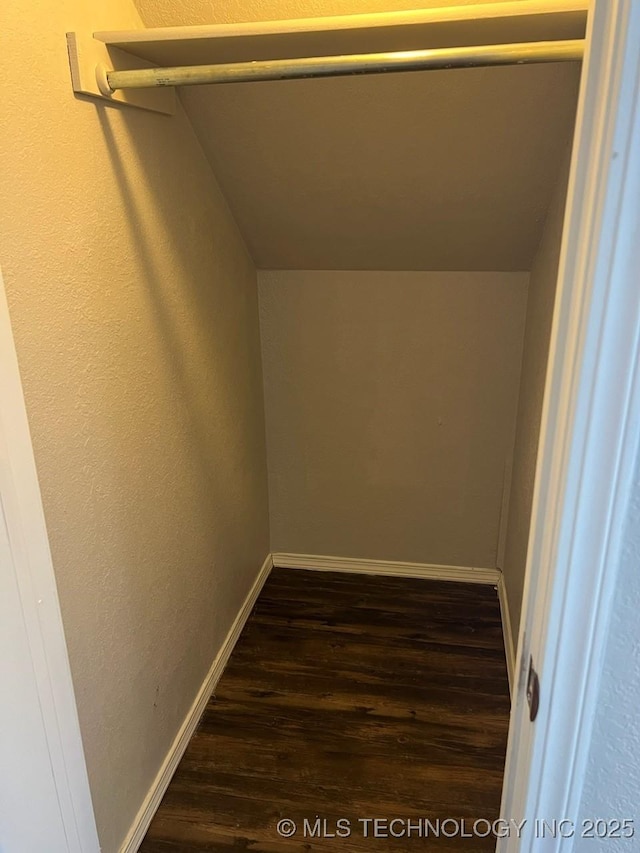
[{"x1": 66, "y1": 32, "x2": 175, "y2": 115}]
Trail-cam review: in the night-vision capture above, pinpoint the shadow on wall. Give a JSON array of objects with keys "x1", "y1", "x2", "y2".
[{"x1": 94, "y1": 101, "x2": 267, "y2": 535}]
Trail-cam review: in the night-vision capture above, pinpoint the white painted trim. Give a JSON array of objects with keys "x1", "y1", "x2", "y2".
[
  {"x1": 498, "y1": 575, "x2": 516, "y2": 697},
  {"x1": 0, "y1": 269, "x2": 100, "y2": 852},
  {"x1": 500, "y1": 1, "x2": 640, "y2": 848},
  {"x1": 119, "y1": 554, "x2": 273, "y2": 853},
  {"x1": 272, "y1": 552, "x2": 500, "y2": 585},
  {"x1": 95, "y1": 1, "x2": 588, "y2": 47}
]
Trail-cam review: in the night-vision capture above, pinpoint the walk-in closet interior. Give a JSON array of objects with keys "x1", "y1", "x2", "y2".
[{"x1": 1, "y1": 1, "x2": 586, "y2": 850}]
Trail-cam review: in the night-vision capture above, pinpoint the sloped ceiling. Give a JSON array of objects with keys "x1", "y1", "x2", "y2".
[{"x1": 132, "y1": 1, "x2": 581, "y2": 270}]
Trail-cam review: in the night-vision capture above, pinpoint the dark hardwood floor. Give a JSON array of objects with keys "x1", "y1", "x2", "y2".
[{"x1": 139, "y1": 569, "x2": 510, "y2": 852}]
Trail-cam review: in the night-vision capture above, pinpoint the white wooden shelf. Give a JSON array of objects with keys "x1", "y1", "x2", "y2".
[
  {"x1": 67, "y1": 0, "x2": 587, "y2": 115},
  {"x1": 94, "y1": 1, "x2": 587, "y2": 67}
]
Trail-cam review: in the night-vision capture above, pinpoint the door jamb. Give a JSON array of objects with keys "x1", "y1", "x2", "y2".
[
  {"x1": 0, "y1": 268, "x2": 100, "y2": 852},
  {"x1": 500, "y1": 0, "x2": 640, "y2": 847}
]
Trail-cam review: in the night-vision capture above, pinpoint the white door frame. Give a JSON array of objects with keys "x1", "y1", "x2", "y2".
[
  {"x1": 0, "y1": 267, "x2": 100, "y2": 852},
  {"x1": 1, "y1": 1, "x2": 639, "y2": 849},
  {"x1": 500, "y1": 0, "x2": 640, "y2": 848}
]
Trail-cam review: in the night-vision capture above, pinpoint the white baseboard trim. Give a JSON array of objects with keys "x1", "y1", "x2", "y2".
[
  {"x1": 271, "y1": 552, "x2": 500, "y2": 585},
  {"x1": 120, "y1": 550, "x2": 512, "y2": 852},
  {"x1": 497, "y1": 573, "x2": 516, "y2": 697},
  {"x1": 119, "y1": 553, "x2": 273, "y2": 853}
]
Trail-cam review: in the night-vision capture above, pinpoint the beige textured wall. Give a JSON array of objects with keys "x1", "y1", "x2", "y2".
[
  {"x1": 578, "y1": 450, "x2": 640, "y2": 834},
  {"x1": 259, "y1": 270, "x2": 528, "y2": 567},
  {"x1": 135, "y1": 0, "x2": 510, "y2": 27},
  {"x1": 0, "y1": 2, "x2": 269, "y2": 851},
  {"x1": 502, "y1": 154, "x2": 571, "y2": 640}
]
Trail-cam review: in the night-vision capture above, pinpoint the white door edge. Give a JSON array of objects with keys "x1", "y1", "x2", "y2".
[
  {"x1": 500, "y1": 0, "x2": 640, "y2": 848},
  {"x1": 0, "y1": 268, "x2": 100, "y2": 853}
]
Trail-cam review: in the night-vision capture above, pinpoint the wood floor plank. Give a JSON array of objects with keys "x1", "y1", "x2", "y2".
[{"x1": 139, "y1": 570, "x2": 510, "y2": 852}]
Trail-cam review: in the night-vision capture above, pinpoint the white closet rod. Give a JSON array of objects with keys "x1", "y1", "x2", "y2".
[{"x1": 105, "y1": 38, "x2": 583, "y2": 91}]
